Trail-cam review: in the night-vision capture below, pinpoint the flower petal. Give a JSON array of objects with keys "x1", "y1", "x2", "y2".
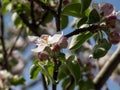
[
  {"x1": 31, "y1": 44, "x2": 46, "y2": 53},
  {"x1": 48, "y1": 34, "x2": 63, "y2": 44}
]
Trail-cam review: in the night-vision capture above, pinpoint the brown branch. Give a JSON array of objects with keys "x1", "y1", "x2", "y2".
[
  {"x1": 19, "y1": 13, "x2": 40, "y2": 36},
  {"x1": 64, "y1": 25, "x2": 99, "y2": 38},
  {"x1": 8, "y1": 30, "x2": 22, "y2": 57},
  {"x1": 0, "y1": 3, "x2": 9, "y2": 70},
  {"x1": 55, "y1": 0, "x2": 63, "y2": 31},
  {"x1": 93, "y1": 44, "x2": 120, "y2": 90},
  {"x1": 30, "y1": 0, "x2": 36, "y2": 25}
]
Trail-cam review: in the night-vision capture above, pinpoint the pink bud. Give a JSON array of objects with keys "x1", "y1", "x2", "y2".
[
  {"x1": 106, "y1": 16, "x2": 117, "y2": 28},
  {"x1": 100, "y1": 3, "x2": 114, "y2": 16},
  {"x1": 51, "y1": 43, "x2": 61, "y2": 52},
  {"x1": 109, "y1": 32, "x2": 120, "y2": 44},
  {"x1": 58, "y1": 36, "x2": 68, "y2": 48},
  {"x1": 38, "y1": 51, "x2": 49, "y2": 61}
]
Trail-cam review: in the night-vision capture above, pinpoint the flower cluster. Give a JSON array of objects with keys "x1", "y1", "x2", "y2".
[
  {"x1": 29, "y1": 33, "x2": 68, "y2": 61},
  {"x1": 92, "y1": 2, "x2": 120, "y2": 44}
]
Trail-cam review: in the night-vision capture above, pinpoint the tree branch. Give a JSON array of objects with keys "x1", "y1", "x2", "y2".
[
  {"x1": 19, "y1": 13, "x2": 40, "y2": 36},
  {"x1": 93, "y1": 44, "x2": 120, "y2": 90},
  {"x1": 64, "y1": 25, "x2": 99, "y2": 38},
  {"x1": 55, "y1": 0, "x2": 63, "y2": 32},
  {"x1": 0, "y1": 3, "x2": 9, "y2": 70}
]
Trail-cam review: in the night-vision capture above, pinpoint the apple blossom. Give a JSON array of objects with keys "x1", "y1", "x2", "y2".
[
  {"x1": 29, "y1": 33, "x2": 67, "y2": 54},
  {"x1": 109, "y1": 32, "x2": 120, "y2": 44},
  {"x1": 91, "y1": 2, "x2": 114, "y2": 17},
  {"x1": 100, "y1": 3, "x2": 114, "y2": 16}
]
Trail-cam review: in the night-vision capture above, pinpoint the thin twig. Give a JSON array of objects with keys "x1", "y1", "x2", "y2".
[
  {"x1": 30, "y1": 0, "x2": 36, "y2": 25},
  {"x1": 8, "y1": 30, "x2": 22, "y2": 57},
  {"x1": 93, "y1": 44, "x2": 120, "y2": 90}
]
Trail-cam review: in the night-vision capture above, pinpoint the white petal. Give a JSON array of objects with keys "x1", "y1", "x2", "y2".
[
  {"x1": 48, "y1": 34, "x2": 63, "y2": 44},
  {"x1": 31, "y1": 45, "x2": 46, "y2": 53}
]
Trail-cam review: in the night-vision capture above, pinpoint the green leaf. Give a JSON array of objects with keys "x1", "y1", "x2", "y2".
[
  {"x1": 66, "y1": 55, "x2": 81, "y2": 84},
  {"x1": 77, "y1": 17, "x2": 88, "y2": 28},
  {"x1": 88, "y1": 9, "x2": 100, "y2": 24},
  {"x1": 71, "y1": 0, "x2": 80, "y2": 3},
  {"x1": 69, "y1": 32, "x2": 94, "y2": 50},
  {"x1": 81, "y1": 0, "x2": 92, "y2": 13},
  {"x1": 10, "y1": 76, "x2": 25, "y2": 85},
  {"x1": 62, "y1": 76, "x2": 75, "y2": 90},
  {"x1": 29, "y1": 64, "x2": 41, "y2": 79},
  {"x1": 58, "y1": 64, "x2": 70, "y2": 80},
  {"x1": 12, "y1": 12, "x2": 23, "y2": 28},
  {"x1": 1, "y1": 1, "x2": 12, "y2": 15},
  {"x1": 92, "y1": 39, "x2": 111, "y2": 59},
  {"x1": 79, "y1": 79, "x2": 94, "y2": 90},
  {"x1": 62, "y1": 3, "x2": 81, "y2": 18},
  {"x1": 60, "y1": 15, "x2": 68, "y2": 29}
]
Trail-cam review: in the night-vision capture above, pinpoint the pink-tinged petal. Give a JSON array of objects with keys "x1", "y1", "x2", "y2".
[
  {"x1": 100, "y1": 3, "x2": 114, "y2": 16},
  {"x1": 48, "y1": 34, "x2": 63, "y2": 44}
]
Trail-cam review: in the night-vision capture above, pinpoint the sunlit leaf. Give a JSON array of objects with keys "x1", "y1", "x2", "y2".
[
  {"x1": 66, "y1": 55, "x2": 81, "y2": 84},
  {"x1": 81, "y1": 0, "x2": 92, "y2": 13},
  {"x1": 62, "y1": 3, "x2": 81, "y2": 18},
  {"x1": 29, "y1": 64, "x2": 41, "y2": 79},
  {"x1": 10, "y1": 76, "x2": 25, "y2": 85},
  {"x1": 69, "y1": 32, "x2": 94, "y2": 50}
]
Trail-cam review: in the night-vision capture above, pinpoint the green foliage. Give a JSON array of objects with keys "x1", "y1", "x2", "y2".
[
  {"x1": 69, "y1": 32, "x2": 94, "y2": 50},
  {"x1": 92, "y1": 38, "x2": 111, "y2": 59},
  {"x1": 10, "y1": 76, "x2": 25, "y2": 85},
  {"x1": 1, "y1": 0, "x2": 12, "y2": 14},
  {"x1": 77, "y1": 17, "x2": 88, "y2": 28},
  {"x1": 88, "y1": 9, "x2": 100, "y2": 24},
  {"x1": 29, "y1": 64, "x2": 41, "y2": 79},
  {"x1": 62, "y1": 3, "x2": 81, "y2": 18},
  {"x1": 60, "y1": 15, "x2": 68, "y2": 29},
  {"x1": 81, "y1": 0, "x2": 92, "y2": 13}
]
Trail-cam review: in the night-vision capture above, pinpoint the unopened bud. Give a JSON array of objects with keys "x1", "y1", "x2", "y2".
[
  {"x1": 109, "y1": 32, "x2": 120, "y2": 44},
  {"x1": 100, "y1": 3, "x2": 114, "y2": 16},
  {"x1": 106, "y1": 15, "x2": 117, "y2": 28},
  {"x1": 38, "y1": 51, "x2": 49, "y2": 61},
  {"x1": 51, "y1": 43, "x2": 60, "y2": 52},
  {"x1": 58, "y1": 36, "x2": 68, "y2": 48}
]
